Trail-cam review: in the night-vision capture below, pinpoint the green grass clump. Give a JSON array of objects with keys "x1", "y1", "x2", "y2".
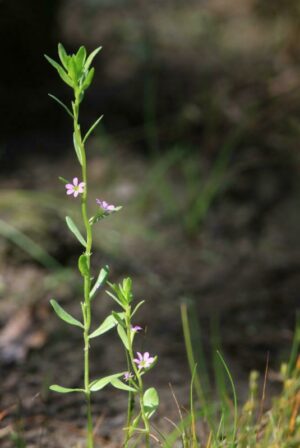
[{"x1": 164, "y1": 305, "x2": 300, "y2": 448}]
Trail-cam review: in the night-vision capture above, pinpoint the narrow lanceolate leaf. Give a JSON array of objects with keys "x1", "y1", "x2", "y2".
[
  {"x1": 50, "y1": 384, "x2": 84, "y2": 393},
  {"x1": 68, "y1": 56, "x2": 78, "y2": 83},
  {"x1": 82, "y1": 67, "x2": 95, "y2": 91},
  {"x1": 89, "y1": 312, "x2": 125, "y2": 339},
  {"x1": 111, "y1": 378, "x2": 136, "y2": 392},
  {"x1": 44, "y1": 55, "x2": 73, "y2": 88},
  {"x1": 50, "y1": 299, "x2": 84, "y2": 328},
  {"x1": 132, "y1": 300, "x2": 145, "y2": 317},
  {"x1": 89, "y1": 315, "x2": 116, "y2": 339},
  {"x1": 117, "y1": 324, "x2": 129, "y2": 351},
  {"x1": 58, "y1": 43, "x2": 70, "y2": 70},
  {"x1": 78, "y1": 254, "x2": 89, "y2": 277},
  {"x1": 75, "y1": 46, "x2": 87, "y2": 70},
  {"x1": 112, "y1": 311, "x2": 125, "y2": 327},
  {"x1": 83, "y1": 115, "x2": 103, "y2": 144},
  {"x1": 143, "y1": 387, "x2": 159, "y2": 419},
  {"x1": 48, "y1": 94, "x2": 73, "y2": 118},
  {"x1": 90, "y1": 265, "x2": 109, "y2": 299},
  {"x1": 85, "y1": 46, "x2": 102, "y2": 70},
  {"x1": 65, "y1": 216, "x2": 86, "y2": 247},
  {"x1": 89, "y1": 206, "x2": 122, "y2": 225},
  {"x1": 90, "y1": 373, "x2": 125, "y2": 392},
  {"x1": 73, "y1": 132, "x2": 83, "y2": 165},
  {"x1": 59, "y1": 176, "x2": 69, "y2": 184},
  {"x1": 106, "y1": 289, "x2": 124, "y2": 308}
]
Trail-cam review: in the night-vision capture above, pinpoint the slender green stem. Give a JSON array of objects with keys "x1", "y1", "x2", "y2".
[
  {"x1": 73, "y1": 91, "x2": 94, "y2": 448},
  {"x1": 125, "y1": 350, "x2": 134, "y2": 446},
  {"x1": 125, "y1": 308, "x2": 150, "y2": 447}
]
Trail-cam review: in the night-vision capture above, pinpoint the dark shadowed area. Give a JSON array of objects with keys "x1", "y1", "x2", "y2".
[{"x1": 0, "y1": 0, "x2": 299, "y2": 446}]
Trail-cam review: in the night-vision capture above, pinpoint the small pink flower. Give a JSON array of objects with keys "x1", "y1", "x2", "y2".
[
  {"x1": 124, "y1": 372, "x2": 133, "y2": 381},
  {"x1": 131, "y1": 325, "x2": 142, "y2": 333},
  {"x1": 96, "y1": 199, "x2": 118, "y2": 213},
  {"x1": 133, "y1": 352, "x2": 155, "y2": 370},
  {"x1": 65, "y1": 178, "x2": 85, "y2": 198}
]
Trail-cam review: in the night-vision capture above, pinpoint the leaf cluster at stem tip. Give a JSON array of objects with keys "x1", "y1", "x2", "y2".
[
  {"x1": 45, "y1": 43, "x2": 102, "y2": 99},
  {"x1": 107, "y1": 278, "x2": 134, "y2": 309}
]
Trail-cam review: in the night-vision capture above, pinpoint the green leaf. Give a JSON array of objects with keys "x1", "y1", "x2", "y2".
[
  {"x1": 50, "y1": 384, "x2": 84, "y2": 393},
  {"x1": 130, "y1": 414, "x2": 141, "y2": 435},
  {"x1": 132, "y1": 300, "x2": 145, "y2": 317},
  {"x1": 48, "y1": 94, "x2": 73, "y2": 118},
  {"x1": 143, "y1": 387, "x2": 159, "y2": 419},
  {"x1": 73, "y1": 132, "x2": 83, "y2": 165},
  {"x1": 89, "y1": 312, "x2": 125, "y2": 339},
  {"x1": 110, "y1": 378, "x2": 136, "y2": 392},
  {"x1": 123, "y1": 277, "x2": 132, "y2": 291},
  {"x1": 78, "y1": 254, "x2": 89, "y2": 277},
  {"x1": 50, "y1": 299, "x2": 84, "y2": 328},
  {"x1": 65, "y1": 216, "x2": 86, "y2": 247},
  {"x1": 75, "y1": 46, "x2": 87, "y2": 70},
  {"x1": 85, "y1": 46, "x2": 102, "y2": 70},
  {"x1": 83, "y1": 115, "x2": 103, "y2": 144},
  {"x1": 68, "y1": 55, "x2": 78, "y2": 83},
  {"x1": 89, "y1": 212, "x2": 104, "y2": 225},
  {"x1": 112, "y1": 311, "x2": 125, "y2": 327},
  {"x1": 82, "y1": 67, "x2": 95, "y2": 90},
  {"x1": 44, "y1": 55, "x2": 73, "y2": 87},
  {"x1": 117, "y1": 324, "x2": 129, "y2": 350},
  {"x1": 90, "y1": 265, "x2": 109, "y2": 300},
  {"x1": 58, "y1": 176, "x2": 69, "y2": 184},
  {"x1": 108, "y1": 282, "x2": 127, "y2": 305},
  {"x1": 89, "y1": 206, "x2": 122, "y2": 226},
  {"x1": 106, "y1": 289, "x2": 124, "y2": 308},
  {"x1": 90, "y1": 372, "x2": 124, "y2": 392},
  {"x1": 58, "y1": 43, "x2": 70, "y2": 70},
  {"x1": 122, "y1": 277, "x2": 133, "y2": 303}
]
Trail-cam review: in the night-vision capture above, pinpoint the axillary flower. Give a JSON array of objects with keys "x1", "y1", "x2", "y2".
[
  {"x1": 134, "y1": 352, "x2": 155, "y2": 370},
  {"x1": 65, "y1": 177, "x2": 85, "y2": 197},
  {"x1": 124, "y1": 372, "x2": 134, "y2": 381},
  {"x1": 96, "y1": 199, "x2": 119, "y2": 213}
]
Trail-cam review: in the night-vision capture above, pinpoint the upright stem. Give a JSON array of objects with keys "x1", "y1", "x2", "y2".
[
  {"x1": 125, "y1": 351, "x2": 134, "y2": 446},
  {"x1": 73, "y1": 91, "x2": 94, "y2": 448},
  {"x1": 125, "y1": 308, "x2": 150, "y2": 447}
]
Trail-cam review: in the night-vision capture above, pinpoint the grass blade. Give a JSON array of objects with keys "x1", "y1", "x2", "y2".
[
  {"x1": 216, "y1": 350, "x2": 238, "y2": 446},
  {"x1": 0, "y1": 218, "x2": 61, "y2": 270}
]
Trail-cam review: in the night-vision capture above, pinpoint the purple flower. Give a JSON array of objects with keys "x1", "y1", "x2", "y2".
[
  {"x1": 131, "y1": 325, "x2": 142, "y2": 333},
  {"x1": 96, "y1": 199, "x2": 118, "y2": 214},
  {"x1": 65, "y1": 178, "x2": 85, "y2": 198},
  {"x1": 124, "y1": 372, "x2": 133, "y2": 381},
  {"x1": 133, "y1": 352, "x2": 155, "y2": 370}
]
